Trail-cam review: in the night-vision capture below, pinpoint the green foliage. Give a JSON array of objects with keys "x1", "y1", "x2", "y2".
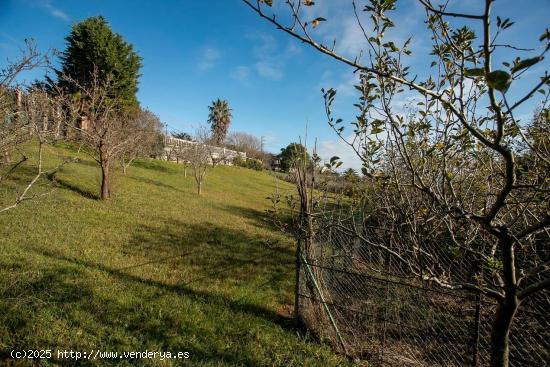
[
  {"x1": 56, "y1": 16, "x2": 142, "y2": 110},
  {"x1": 486, "y1": 70, "x2": 512, "y2": 93},
  {"x1": 246, "y1": 158, "x2": 264, "y2": 171},
  {"x1": 511, "y1": 56, "x2": 544, "y2": 74},
  {"x1": 342, "y1": 168, "x2": 359, "y2": 183},
  {"x1": 208, "y1": 99, "x2": 232, "y2": 145},
  {"x1": 233, "y1": 156, "x2": 263, "y2": 171},
  {"x1": 172, "y1": 132, "x2": 193, "y2": 141},
  {"x1": 277, "y1": 143, "x2": 310, "y2": 172},
  {"x1": 464, "y1": 68, "x2": 485, "y2": 77}
]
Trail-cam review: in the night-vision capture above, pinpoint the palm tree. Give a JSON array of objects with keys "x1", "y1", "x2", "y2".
[{"x1": 207, "y1": 99, "x2": 232, "y2": 145}]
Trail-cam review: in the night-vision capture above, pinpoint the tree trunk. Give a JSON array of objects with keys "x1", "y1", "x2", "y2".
[
  {"x1": 100, "y1": 153, "x2": 110, "y2": 200},
  {"x1": 490, "y1": 296, "x2": 519, "y2": 366},
  {"x1": 197, "y1": 180, "x2": 202, "y2": 195},
  {"x1": 490, "y1": 234, "x2": 519, "y2": 367}
]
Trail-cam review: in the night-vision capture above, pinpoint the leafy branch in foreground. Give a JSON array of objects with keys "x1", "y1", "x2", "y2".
[{"x1": 244, "y1": 1, "x2": 549, "y2": 365}]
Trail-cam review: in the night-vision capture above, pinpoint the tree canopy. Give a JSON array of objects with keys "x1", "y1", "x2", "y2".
[
  {"x1": 278, "y1": 143, "x2": 309, "y2": 172},
  {"x1": 56, "y1": 16, "x2": 142, "y2": 111}
]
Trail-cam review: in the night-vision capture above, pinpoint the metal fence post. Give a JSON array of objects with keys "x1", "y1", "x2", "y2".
[
  {"x1": 472, "y1": 292, "x2": 482, "y2": 366},
  {"x1": 294, "y1": 239, "x2": 302, "y2": 326}
]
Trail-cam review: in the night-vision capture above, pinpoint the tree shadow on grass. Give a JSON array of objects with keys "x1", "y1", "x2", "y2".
[
  {"x1": 132, "y1": 159, "x2": 177, "y2": 174},
  {"x1": 31, "y1": 220, "x2": 295, "y2": 324},
  {"x1": 54, "y1": 248, "x2": 287, "y2": 317},
  {"x1": 27, "y1": 244, "x2": 299, "y2": 364},
  {"x1": 127, "y1": 176, "x2": 184, "y2": 193},
  {"x1": 214, "y1": 204, "x2": 285, "y2": 233},
  {"x1": 47, "y1": 172, "x2": 100, "y2": 200},
  {"x1": 0, "y1": 264, "x2": 97, "y2": 363},
  {"x1": 0, "y1": 258, "x2": 278, "y2": 366},
  {"x1": 123, "y1": 220, "x2": 295, "y2": 292},
  {"x1": 0, "y1": 219, "x2": 332, "y2": 366}
]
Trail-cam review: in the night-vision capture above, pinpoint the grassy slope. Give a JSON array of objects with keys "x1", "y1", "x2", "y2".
[{"x1": 0, "y1": 143, "x2": 352, "y2": 366}]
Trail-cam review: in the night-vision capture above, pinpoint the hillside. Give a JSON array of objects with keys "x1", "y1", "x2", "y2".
[{"x1": 0, "y1": 143, "x2": 352, "y2": 366}]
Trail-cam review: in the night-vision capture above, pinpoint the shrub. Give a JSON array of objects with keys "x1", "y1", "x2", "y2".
[
  {"x1": 245, "y1": 158, "x2": 263, "y2": 171},
  {"x1": 232, "y1": 156, "x2": 263, "y2": 171},
  {"x1": 233, "y1": 155, "x2": 246, "y2": 167}
]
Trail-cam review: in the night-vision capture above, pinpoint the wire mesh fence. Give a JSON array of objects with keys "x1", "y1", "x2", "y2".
[{"x1": 295, "y1": 217, "x2": 549, "y2": 366}]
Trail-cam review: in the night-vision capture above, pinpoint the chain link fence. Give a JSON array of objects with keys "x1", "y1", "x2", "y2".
[{"x1": 295, "y1": 217, "x2": 549, "y2": 366}]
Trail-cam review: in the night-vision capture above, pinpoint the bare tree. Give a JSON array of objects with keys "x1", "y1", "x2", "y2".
[
  {"x1": 120, "y1": 109, "x2": 162, "y2": 175},
  {"x1": 183, "y1": 127, "x2": 212, "y2": 196},
  {"x1": 245, "y1": 1, "x2": 550, "y2": 365},
  {"x1": 1, "y1": 40, "x2": 47, "y2": 167},
  {"x1": 63, "y1": 67, "x2": 147, "y2": 200},
  {"x1": 0, "y1": 40, "x2": 71, "y2": 213},
  {"x1": 226, "y1": 131, "x2": 262, "y2": 158},
  {"x1": 166, "y1": 142, "x2": 191, "y2": 176}
]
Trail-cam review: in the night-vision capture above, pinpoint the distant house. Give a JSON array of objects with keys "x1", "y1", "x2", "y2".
[{"x1": 162, "y1": 135, "x2": 246, "y2": 165}]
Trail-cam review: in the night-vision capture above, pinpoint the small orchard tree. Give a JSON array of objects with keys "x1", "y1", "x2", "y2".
[
  {"x1": 66, "y1": 69, "x2": 143, "y2": 200},
  {"x1": 120, "y1": 109, "x2": 163, "y2": 175},
  {"x1": 184, "y1": 127, "x2": 212, "y2": 195},
  {"x1": 1, "y1": 41, "x2": 47, "y2": 167},
  {"x1": 245, "y1": 1, "x2": 550, "y2": 366},
  {"x1": 0, "y1": 41, "x2": 71, "y2": 213},
  {"x1": 170, "y1": 143, "x2": 191, "y2": 177}
]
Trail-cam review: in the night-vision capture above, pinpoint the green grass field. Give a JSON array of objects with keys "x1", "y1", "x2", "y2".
[{"x1": 0, "y1": 143, "x2": 354, "y2": 366}]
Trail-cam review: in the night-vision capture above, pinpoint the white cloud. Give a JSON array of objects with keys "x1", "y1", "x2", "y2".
[
  {"x1": 333, "y1": 71, "x2": 361, "y2": 97},
  {"x1": 297, "y1": 0, "x2": 426, "y2": 58},
  {"x1": 318, "y1": 136, "x2": 364, "y2": 171},
  {"x1": 41, "y1": 1, "x2": 70, "y2": 22},
  {"x1": 231, "y1": 66, "x2": 251, "y2": 81},
  {"x1": 250, "y1": 34, "x2": 278, "y2": 59},
  {"x1": 197, "y1": 47, "x2": 221, "y2": 71},
  {"x1": 255, "y1": 61, "x2": 283, "y2": 80},
  {"x1": 241, "y1": 34, "x2": 301, "y2": 81}
]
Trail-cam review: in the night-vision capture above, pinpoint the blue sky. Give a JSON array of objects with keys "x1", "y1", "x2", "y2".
[{"x1": 1, "y1": 0, "x2": 549, "y2": 169}]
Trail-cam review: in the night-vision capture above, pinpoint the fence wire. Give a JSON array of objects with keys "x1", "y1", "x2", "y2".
[{"x1": 295, "y1": 217, "x2": 549, "y2": 366}]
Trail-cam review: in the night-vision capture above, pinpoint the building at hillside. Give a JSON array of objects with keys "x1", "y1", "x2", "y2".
[{"x1": 162, "y1": 135, "x2": 246, "y2": 165}]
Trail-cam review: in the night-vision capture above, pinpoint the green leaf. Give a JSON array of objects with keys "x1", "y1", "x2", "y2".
[
  {"x1": 464, "y1": 67, "x2": 484, "y2": 77},
  {"x1": 486, "y1": 70, "x2": 512, "y2": 92},
  {"x1": 511, "y1": 56, "x2": 544, "y2": 73},
  {"x1": 382, "y1": 41, "x2": 399, "y2": 52}
]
